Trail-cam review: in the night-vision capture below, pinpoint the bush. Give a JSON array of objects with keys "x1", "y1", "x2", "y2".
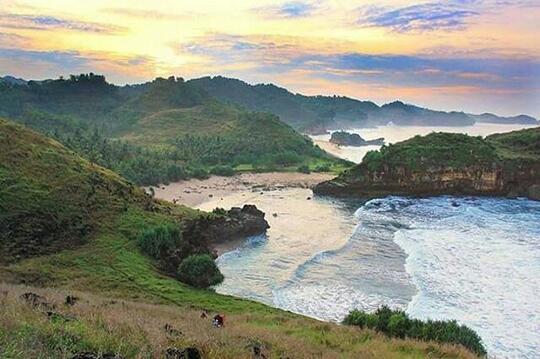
[
  {"x1": 138, "y1": 224, "x2": 182, "y2": 259},
  {"x1": 297, "y1": 164, "x2": 311, "y2": 174},
  {"x1": 343, "y1": 306, "x2": 486, "y2": 356},
  {"x1": 189, "y1": 167, "x2": 209, "y2": 179},
  {"x1": 177, "y1": 254, "x2": 224, "y2": 288},
  {"x1": 314, "y1": 164, "x2": 330, "y2": 172},
  {"x1": 210, "y1": 165, "x2": 235, "y2": 176}
]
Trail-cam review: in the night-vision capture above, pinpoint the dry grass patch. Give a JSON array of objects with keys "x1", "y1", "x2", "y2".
[{"x1": 0, "y1": 283, "x2": 479, "y2": 359}]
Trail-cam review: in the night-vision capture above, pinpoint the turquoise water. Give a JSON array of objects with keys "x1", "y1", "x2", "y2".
[{"x1": 209, "y1": 192, "x2": 540, "y2": 358}]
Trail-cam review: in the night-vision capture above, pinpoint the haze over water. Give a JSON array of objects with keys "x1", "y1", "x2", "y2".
[{"x1": 203, "y1": 123, "x2": 540, "y2": 358}]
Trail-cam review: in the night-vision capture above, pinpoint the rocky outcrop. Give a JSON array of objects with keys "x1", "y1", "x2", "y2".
[
  {"x1": 185, "y1": 204, "x2": 269, "y2": 248},
  {"x1": 203, "y1": 205, "x2": 270, "y2": 244},
  {"x1": 315, "y1": 162, "x2": 540, "y2": 200},
  {"x1": 140, "y1": 205, "x2": 269, "y2": 275},
  {"x1": 315, "y1": 129, "x2": 540, "y2": 200},
  {"x1": 329, "y1": 131, "x2": 384, "y2": 147}
]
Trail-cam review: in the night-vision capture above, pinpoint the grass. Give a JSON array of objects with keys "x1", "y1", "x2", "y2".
[
  {"x1": 486, "y1": 126, "x2": 540, "y2": 160},
  {"x1": 0, "y1": 283, "x2": 479, "y2": 358}
]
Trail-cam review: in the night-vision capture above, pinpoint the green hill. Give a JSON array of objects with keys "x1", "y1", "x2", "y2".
[
  {"x1": 0, "y1": 75, "x2": 347, "y2": 186},
  {"x1": 189, "y1": 76, "x2": 537, "y2": 132},
  {"x1": 0, "y1": 118, "x2": 480, "y2": 358}
]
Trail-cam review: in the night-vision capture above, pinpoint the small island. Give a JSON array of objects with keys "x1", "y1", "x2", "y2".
[{"x1": 330, "y1": 131, "x2": 385, "y2": 147}]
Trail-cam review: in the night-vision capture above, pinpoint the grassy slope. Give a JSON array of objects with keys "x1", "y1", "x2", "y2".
[
  {"x1": 486, "y1": 126, "x2": 540, "y2": 160},
  {"x1": 0, "y1": 119, "x2": 477, "y2": 358}
]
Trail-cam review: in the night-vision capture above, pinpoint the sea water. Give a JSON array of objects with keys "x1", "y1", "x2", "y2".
[
  {"x1": 206, "y1": 192, "x2": 540, "y2": 358},
  {"x1": 204, "y1": 123, "x2": 540, "y2": 357}
]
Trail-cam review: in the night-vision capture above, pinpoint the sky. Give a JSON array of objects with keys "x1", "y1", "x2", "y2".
[{"x1": 0, "y1": 0, "x2": 539, "y2": 117}]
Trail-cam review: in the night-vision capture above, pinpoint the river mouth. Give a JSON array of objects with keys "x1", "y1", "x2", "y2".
[{"x1": 201, "y1": 190, "x2": 540, "y2": 358}]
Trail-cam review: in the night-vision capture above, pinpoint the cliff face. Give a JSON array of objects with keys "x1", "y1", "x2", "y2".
[
  {"x1": 315, "y1": 162, "x2": 540, "y2": 200},
  {"x1": 315, "y1": 129, "x2": 540, "y2": 200}
]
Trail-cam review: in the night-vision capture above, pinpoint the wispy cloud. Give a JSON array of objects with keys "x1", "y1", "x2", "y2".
[
  {"x1": 102, "y1": 7, "x2": 190, "y2": 21},
  {"x1": 0, "y1": 48, "x2": 155, "y2": 83},
  {"x1": 0, "y1": 31, "x2": 28, "y2": 48},
  {"x1": 0, "y1": 13, "x2": 124, "y2": 33},
  {"x1": 254, "y1": 1, "x2": 317, "y2": 18},
  {"x1": 357, "y1": 2, "x2": 480, "y2": 32},
  {"x1": 179, "y1": 32, "x2": 540, "y2": 98}
]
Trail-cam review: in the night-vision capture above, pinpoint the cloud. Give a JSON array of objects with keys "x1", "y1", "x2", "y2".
[
  {"x1": 0, "y1": 48, "x2": 155, "y2": 83},
  {"x1": 0, "y1": 13, "x2": 124, "y2": 33},
  {"x1": 179, "y1": 33, "x2": 540, "y2": 102},
  {"x1": 254, "y1": 1, "x2": 317, "y2": 18},
  {"x1": 102, "y1": 7, "x2": 189, "y2": 21},
  {"x1": 357, "y1": 2, "x2": 480, "y2": 32},
  {"x1": 0, "y1": 31, "x2": 28, "y2": 47}
]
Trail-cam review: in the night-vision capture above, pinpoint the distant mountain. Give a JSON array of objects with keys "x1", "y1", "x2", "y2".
[
  {"x1": 378, "y1": 101, "x2": 473, "y2": 127},
  {"x1": 189, "y1": 76, "x2": 538, "y2": 131},
  {"x1": 470, "y1": 113, "x2": 538, "y2": 125},
  {"x1": 0, "y1": 75, "x2": 27, "y2": 85}
]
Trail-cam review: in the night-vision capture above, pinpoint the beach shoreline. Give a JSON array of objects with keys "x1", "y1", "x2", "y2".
[{"x1": 149, "y1": 171, "x2": 336, "y2": 208}]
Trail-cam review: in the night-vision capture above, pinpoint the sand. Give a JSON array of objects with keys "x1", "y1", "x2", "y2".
[{"x1": 149, "y1": 172, "x2": 336, "y2": 208}]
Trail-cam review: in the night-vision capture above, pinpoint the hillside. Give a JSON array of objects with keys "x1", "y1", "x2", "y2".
[
  {"x1": 189, "y1": 76, "x2": 538, "y2": 132},
  {"x1": 0, "y1": 75, "x2": 347, "y2": 185},
  {"x1": 0, "y1": 118, "x2": 480, "y2": 358},
  {"x1": 314, "y1": 127, "x2": 540, "y2": 200}
]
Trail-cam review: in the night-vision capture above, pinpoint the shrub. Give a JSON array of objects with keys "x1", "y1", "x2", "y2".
[
  {"x1": 189, "y1": 167, "x2": 209, "y2": 179},
  {"x1": 343, "y1": 306, "x2": 486, "y2": 356},
  {"x1": 297, "y1": 164, "x2": 311, "y2": 174},
  {"x1": 210, "y1": 165, "x2": 235, "y2": 176},
  {"x1": 314, "y1": 164, "x2": 330, "y2": 172},
  {"x1": 177, "y1": 254, "x2": 224, "y2": 288},
  {"x1": 138, "y1": 224, "x2": 182, "y2": 259}
]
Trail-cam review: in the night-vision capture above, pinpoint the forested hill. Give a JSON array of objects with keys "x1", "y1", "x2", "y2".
[
  {"x1": 189, "y1": 76, "x2": 538, "y2": 132},
  {"x1": 0, "y1": 74, "x2": 347, "y2": 185}
]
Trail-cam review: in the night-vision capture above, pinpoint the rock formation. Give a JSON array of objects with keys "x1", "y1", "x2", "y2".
[
  {"x1": 329, "y1": 131, "x2": 384, "y2": 146},
  {"x1": 316, "y1": 128, "x2": 540, "y2": 201}
]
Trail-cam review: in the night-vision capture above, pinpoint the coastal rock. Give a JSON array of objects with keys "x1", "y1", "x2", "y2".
[
  {"x1": 209, "y1": 205, "x2": 270, "y2": 241},
  {"x1": 315, "y1": 129, "x2": 540, "y2": 201},
  {"x1": 329, "y1": 131, "x2": 384, "y2": 147},
  {"x1": 528, "y1": 184, "x2": 540, "y2": 200},
  {"x1": 152, "y1": 205, "x2": 269, "y2": 274}
]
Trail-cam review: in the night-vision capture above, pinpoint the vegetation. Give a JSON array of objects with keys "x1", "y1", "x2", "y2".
[
  {"x1": 177, "y1": 254, "x2": 224, "y2": 288},
  {"x1": 0, "y1": 114, "x2": 481, "y2": 358},
  {"x1": 486, "y1": 126, "x2": 540, "y2": 160},
  {"x1": 343, "y1": 307, "x2": 486, "y2": 357},
  {"x1": 354, "y1": 128, "x2": 540, "y2": 176},
  {"x1": 0, "y1": 74, "x2": 348, "y2": 186},
  {"x1": 360, "y1": 132, "x2": 499, "y2": 173},
  {"x1": 138, "y1": 224, "x2": 183, "y2": 260},
  {"x1": 0, "y1": 284, "x2": 479, "y2": 359}
]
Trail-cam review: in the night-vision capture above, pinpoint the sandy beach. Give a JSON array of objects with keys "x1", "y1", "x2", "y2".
[{"x1": 149, "y1": 172, "x2": 335, "y2": 207}]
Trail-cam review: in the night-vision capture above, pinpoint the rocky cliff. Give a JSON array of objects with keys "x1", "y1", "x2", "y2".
[{"x1": 315, "y1": 128, "x2": 540, "y2": 200}]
